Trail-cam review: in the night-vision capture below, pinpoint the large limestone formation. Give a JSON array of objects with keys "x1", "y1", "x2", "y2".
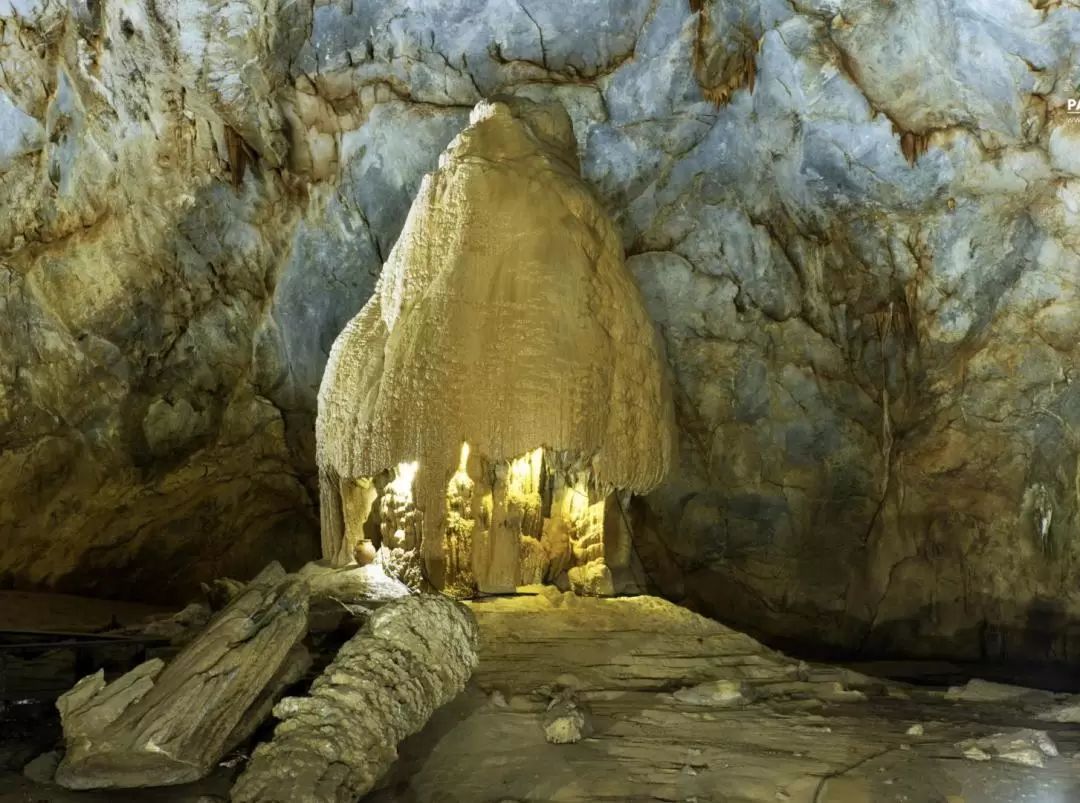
[
  {"x1": 230, "y1": 594, "x2": 480, "y2": 803},
  {"x1": 2, "y1": 0, "x2": 1080, "y2": 664},
  {"x1": 315, "y1": 96, "x2": 675, "y2": 594},
  {"x1": 0, "y1": 0, "x2": 324, "y2": 602}
]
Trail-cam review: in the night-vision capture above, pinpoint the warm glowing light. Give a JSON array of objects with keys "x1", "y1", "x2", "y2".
[
  {"x1": 449, "y1": 442, "x2": 474, "y2": 490},
  {"x1": 508, "y1": 447, "x2": 544, "y2": 495},
  {"x1": 390, "y1": 461, "x2": 419, "y2": 497},
  {"x1": 565, "y1": 474, "x2": 591, "y2": 520}
]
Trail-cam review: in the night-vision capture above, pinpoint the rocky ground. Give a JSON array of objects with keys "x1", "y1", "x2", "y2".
[{"x1": 3, "y1": 590, "x2": 1080, "y2": 802}]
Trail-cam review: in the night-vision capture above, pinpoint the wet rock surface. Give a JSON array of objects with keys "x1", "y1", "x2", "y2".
[{"x1": 1, "y1": 0, "x2": 1079, "y2": 665}]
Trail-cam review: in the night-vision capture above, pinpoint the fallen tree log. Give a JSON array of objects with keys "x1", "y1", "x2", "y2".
[
  {"x1": 54, "y1": 563, "x2": 310, "y2": 789},
  {"x1": 229, "y1": 594, "x2": 479, "y2": 803}
]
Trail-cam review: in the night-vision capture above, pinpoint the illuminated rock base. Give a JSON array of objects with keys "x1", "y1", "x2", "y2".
[{"x1": 331, "y1": 445, "x2": 635, "y2": 598}]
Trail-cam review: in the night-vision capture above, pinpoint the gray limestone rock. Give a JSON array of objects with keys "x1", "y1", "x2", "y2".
[
  {"x1": 1, "y1": 0, "x2": 1079, "y2": 669},
  {"x1": 22, "y1": 750, "x2": 62, "y2": 784}
]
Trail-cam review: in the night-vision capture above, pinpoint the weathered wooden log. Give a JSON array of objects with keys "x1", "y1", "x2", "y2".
[
  {"x1": 229, "y1": 594, "x2": 479, "y2": 803},
  {"x1": 54, "y1": 562, "x2": 310, "y2": 789}
]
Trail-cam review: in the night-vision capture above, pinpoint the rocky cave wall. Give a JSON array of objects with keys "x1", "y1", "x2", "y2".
[{"x1": 2, "y1": 0, "x2": 1080, "y2": 664}]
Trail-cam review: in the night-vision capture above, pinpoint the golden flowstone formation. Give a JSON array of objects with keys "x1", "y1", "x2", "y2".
[{"x1": 316, "y1": 96, "x2": 676, "y2": 596}]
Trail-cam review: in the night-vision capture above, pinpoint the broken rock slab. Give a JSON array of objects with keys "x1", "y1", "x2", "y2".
[
  {"x1": 1036, "y1": 694, "x2": 1080, "y2": 724},
  {"x1": 229, "y1": 594, "x2": 479, "y2": 803},
  {"x1": 298, "y1": 560, "x2": 413, "y2": 632},
  {"x1": 54, "y1": 563, "x2": 310, "y2": 790},
  {"x1": 298, "y1": 560, "x2": 412, "y2": 607},
  {"x1": 944, "y1": 678, "x2": 1053, "y2": 704},
  {"x1": 959, "y1": 729, "x2": 1060, "y2": 768}
]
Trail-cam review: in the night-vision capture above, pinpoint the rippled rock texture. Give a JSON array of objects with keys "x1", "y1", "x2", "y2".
[
  {"x1": 2, "y1": 0, "x2": 1080, "y2": 662},
  {"x1": 367, "y1": 592, "x2": 1080, "y2": 803}
]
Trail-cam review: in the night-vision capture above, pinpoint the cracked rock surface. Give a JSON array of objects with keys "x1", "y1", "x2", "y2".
[
  {"x1": 229, "y1": 594, "x2": 479, "y2": 803},
  {"x1": 2, "y1": 0, "x2": 1080, "y2": 664},
  {"x1": 368, "y1": 592, "x2": 1080, "y2": 803},
  {"x1": 53, "y1": 563, "x2": 311, "y2": 790}
]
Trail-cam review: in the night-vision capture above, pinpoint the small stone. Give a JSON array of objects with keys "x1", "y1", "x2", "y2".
[
  {"x1": 673, "y1": 680, "x2": 751, "y2": 707},
  {"x1": 543, "y1": 701, "x2": 588, "y2": 744},
  {"x1": 818, "y1": 682, "x2": 867, "y2": 702},
  {"x1": 906, "y1": 723, "x2": 924, "y2": 736},
  {"x1": 23, "y1": 750, "x2": 62, "y2": 784},
  {"x1": 567, "y1": 560, "x2": 614, "y2": 596},
  {"x1": 490, "y1": 690, "x2": 508, "y2": 708},
  {"x1": 962, "y1": 745, "x2": 991, "y2": 762}
]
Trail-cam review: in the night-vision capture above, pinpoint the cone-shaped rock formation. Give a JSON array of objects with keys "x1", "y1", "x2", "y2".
[{"x1": 316, "y1": 96, "x2": 675, "y2": 592}]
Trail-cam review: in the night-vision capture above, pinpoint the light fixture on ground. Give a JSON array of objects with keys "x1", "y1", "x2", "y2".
[{"x1": 316, "y1": 96, "x2": 676, "y2": 596}]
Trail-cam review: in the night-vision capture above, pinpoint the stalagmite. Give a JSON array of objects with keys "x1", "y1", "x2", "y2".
[
  {"x1": 54, "y1": 563, "x2": 310, "y2": 789},
  {"x1": 316, "y1": 95, "x2": 676, "y2": 594},
  {"x1": 229, "y1": 594, "x2": 479, "y2": 803}
]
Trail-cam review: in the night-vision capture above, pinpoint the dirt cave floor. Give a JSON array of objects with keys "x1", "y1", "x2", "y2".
[{"x1": 3, "y1": 590, "x2": 1080, "y2": 802}]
